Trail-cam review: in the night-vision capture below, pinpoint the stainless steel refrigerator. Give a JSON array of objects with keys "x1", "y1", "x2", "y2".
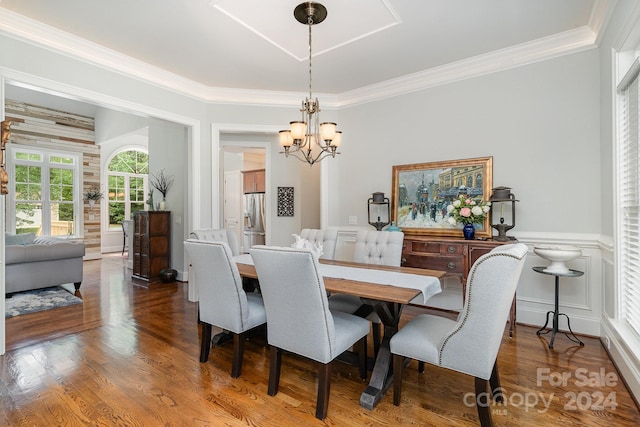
[{"x1": 243, "y1": 192, "x2": 266, "y2": 251}]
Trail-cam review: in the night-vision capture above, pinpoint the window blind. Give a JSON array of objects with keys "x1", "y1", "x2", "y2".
[{"x1": 619, "y1": 63, "x2": 640, "y2": 338}]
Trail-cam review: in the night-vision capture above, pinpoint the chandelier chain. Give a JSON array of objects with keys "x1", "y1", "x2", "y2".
[{"x1": 308, "y1": 15, "x2": 313, "y2": 100}]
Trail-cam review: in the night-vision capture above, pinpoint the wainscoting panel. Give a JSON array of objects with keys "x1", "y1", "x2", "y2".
[
  {"x1": 334, "y1": 228, "x2": 603, "y2": 336},
  {"x1": 507, "y1": 234, "x2": 602, "y2": 336},
  {"x1": 518, "y1": 254, "x2": 590, "y2": 310}
]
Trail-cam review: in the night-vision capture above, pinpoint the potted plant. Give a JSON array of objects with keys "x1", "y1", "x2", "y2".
[
  {"x1": 83, "y1": 187, "x2": 104, "y2": 208},
  {"x1": 150, "y1": 169, "x2": 174, "y2": 210},
  {"x1": 446, "y1": 195, "x2": 491, "y2": 240}
]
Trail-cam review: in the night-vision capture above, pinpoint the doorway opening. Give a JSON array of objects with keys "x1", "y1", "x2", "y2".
[{"x1": 221, "y1": 145, "x2": 266, "y2": 253}]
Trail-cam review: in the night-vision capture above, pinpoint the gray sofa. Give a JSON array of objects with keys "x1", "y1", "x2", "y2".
[{"x1": 5, "y1": 235, "x2": 86, "y2": 294}]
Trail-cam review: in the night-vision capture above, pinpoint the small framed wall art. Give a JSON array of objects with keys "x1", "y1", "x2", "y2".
[{"x1": 277, "y1": 186, "x2": 294, "y2": 217}]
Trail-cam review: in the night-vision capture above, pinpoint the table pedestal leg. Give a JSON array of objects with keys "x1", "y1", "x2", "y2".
[
  {"x1": 359, "y1": 300, "x2": 400, "y2": 410},
  {"x1": 360, "y1": 332, "x2": 393, "y2": 409}
]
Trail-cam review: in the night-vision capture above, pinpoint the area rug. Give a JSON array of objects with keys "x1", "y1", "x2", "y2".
[{"x1": 5, "y1": 284, "x2": 82, "y2": 318}]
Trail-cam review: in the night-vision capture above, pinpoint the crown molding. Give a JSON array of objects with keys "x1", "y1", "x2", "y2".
[
  {"x1": 336, "y1": 26, "x2": 598, "y2": 107},
  {"x1": 590, "y1": 0, "x2": 616, "y2": 45},
  {"x1": 0, "y1": 7, "x2": 602, "y2": 109}
]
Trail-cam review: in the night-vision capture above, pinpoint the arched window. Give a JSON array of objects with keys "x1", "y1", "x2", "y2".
[{"x1": 107, "y1": 150, "x2": 148, "y2": 230}]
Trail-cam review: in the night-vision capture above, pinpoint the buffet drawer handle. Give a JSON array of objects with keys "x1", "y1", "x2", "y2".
[
  {"x1": 447, "y1": 246, "x2": 456, "y2": 253},
  {"x1": 447, "y1": 262, "x2": 457, "y2": 269}
]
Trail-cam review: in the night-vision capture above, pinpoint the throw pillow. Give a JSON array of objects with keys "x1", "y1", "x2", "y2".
[{"x1": 5, "y1": 232, "x2": 36, "y2": 246}]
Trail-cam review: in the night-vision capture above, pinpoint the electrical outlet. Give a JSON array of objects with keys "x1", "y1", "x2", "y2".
[{"x1": 349, "y1": 215, "x2": 357, "y2": 225}]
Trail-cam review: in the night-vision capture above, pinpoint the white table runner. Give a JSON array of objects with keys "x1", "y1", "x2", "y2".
[{"x1": 234, "y1": 254, "x2": 441, "y2": 305}]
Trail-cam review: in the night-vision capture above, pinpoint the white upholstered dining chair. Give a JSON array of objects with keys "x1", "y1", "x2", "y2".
[
  {"x1": 352, "y1": 229, "x2": 404, "y2": 265},
  {"x1": 328, "y1": 230, "x2": 405, "y2": 352},
  {"x1": 299, "y1": 228, "x2": 338, "y2": 260},
  {"x1": 189, "y1": 228, "x2": 240, "y2": 256},
  {"x1": 390, "y1": 243, "x2": 528, "y2": 427},
  {"x1": 250, "y1": 245, "x2": 370, "y2": 420},
  {"x1": 188, "y1": 228, "x2": 248, "y2": 296},
  {"x1": 183, "y1": 239, "x2": 266, "y2": 378}
]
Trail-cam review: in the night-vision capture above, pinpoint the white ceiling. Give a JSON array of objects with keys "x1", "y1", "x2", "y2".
[{"x1": 0, "y1": 0, "x2": 607, "y2": 102}]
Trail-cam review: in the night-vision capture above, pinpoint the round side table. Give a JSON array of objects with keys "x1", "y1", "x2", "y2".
[{"x1": 533, "y1": 266, "x2": 585, "y2": 349}]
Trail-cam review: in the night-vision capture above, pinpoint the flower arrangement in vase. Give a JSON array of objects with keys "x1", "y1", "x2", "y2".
[
  {"x1": 83, "y1": 187, "x2": 104, "y2": 208},
  {"x1": 446, "y1": 195, "x2": 491, "y2": 239}
]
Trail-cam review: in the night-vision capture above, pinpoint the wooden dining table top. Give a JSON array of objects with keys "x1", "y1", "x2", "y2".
[{"x1": 235, "y1": 257, "x2": 446, "y2": 305}]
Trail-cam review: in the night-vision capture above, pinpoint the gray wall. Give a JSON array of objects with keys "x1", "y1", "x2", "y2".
[
  {"x1": 95, "y1": 108, "x2": 152, "y2": 143},
  {"x1": 148, "y1": 118, "x2": 188, "y2": 267},
  {"x1": 329, "y1": 49, "x2": 601, "y2": 235}
]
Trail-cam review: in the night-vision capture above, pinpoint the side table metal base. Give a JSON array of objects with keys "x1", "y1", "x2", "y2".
[
  {"x1": 536, "y1": 310, "x2": 584, "y2": 349},
  {"x1": 532, "y1": 267, "x2": 585, "y2": 349}
]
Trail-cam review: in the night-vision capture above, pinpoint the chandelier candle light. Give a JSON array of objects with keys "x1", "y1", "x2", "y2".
[{"x1": 279, "y1": 2, "x2": 342, "y2": 166}]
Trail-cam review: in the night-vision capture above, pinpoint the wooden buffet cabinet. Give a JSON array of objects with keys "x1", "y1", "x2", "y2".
[
  {"x1": 132, "y1": 211, "x2": 171, "y2": 283},
  {"x1": 401, "y1": 235, "x2": 517, "y2": 335},
  {"x1": 242, "y1": 169, "x2": 265, "y2": 193}
]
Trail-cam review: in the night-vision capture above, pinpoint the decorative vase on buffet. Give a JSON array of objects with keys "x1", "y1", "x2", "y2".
[
  {"x1": 462, "y1": 223, "x2": 475, "y2": 240},
  {"x1": 387, "y1": 221, "x2": 401, "y2": 232}
]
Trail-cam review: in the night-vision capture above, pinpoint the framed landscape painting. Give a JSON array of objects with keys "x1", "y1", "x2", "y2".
[{"x1": 391, "y1": 156, "x2": 493, "y2": 238}]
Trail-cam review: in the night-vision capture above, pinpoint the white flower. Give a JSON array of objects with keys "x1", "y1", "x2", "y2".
[
  {"x1": 447, "y1": 216, "x2": 457, "y2": 225},
  {"x1": 453, "y1": 200, "x2": 461, "y2": 207},
  {"x1": 447, "y1": 204, "x2": 454, "y2": 213},
  {"x1": 471, "y1": 206, "x2": 483, "y2": 216},
  {"x1": 482, "y1": 205, "x2": 491, "y2": 213}
]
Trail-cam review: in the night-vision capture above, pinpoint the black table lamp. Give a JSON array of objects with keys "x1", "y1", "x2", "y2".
[
  {"x1": 368, "y1": 192, "x2": 391, "y2": 231},
  {"x1": 490, "y1": 186, "x2": 518, "y2": 241}
]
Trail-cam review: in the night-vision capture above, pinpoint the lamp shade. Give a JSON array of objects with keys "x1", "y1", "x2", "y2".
[
  {"x1": 290, "y1": 121, "x2": 306, "y2": 140},
  {"x1": 331, "y1": 131, "x2": 342, "y2": 147},
  {"x1": 279, "y1": 130, "x2": 293, "y2": 147},
  {"x1": 320, "y1": 122, "x2": 336, "y2": 141}
]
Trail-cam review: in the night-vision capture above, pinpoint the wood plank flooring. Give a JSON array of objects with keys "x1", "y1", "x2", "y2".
[{"x1": 1, "y1": 253, "x2": 639, "y2": 426}]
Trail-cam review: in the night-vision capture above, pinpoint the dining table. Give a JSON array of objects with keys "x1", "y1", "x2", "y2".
[{"x1": 233, "y1": 253, "x2": 445, "y2": 410}]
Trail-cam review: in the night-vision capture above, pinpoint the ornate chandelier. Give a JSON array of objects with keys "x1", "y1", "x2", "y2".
[{"x1": 279, "y1": 2, "x2": 342, "y2": 166}]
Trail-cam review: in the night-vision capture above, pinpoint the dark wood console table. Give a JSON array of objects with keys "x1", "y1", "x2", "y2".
[{"x1": 401, "y1": 236, "x2": 517, "y2": 336}]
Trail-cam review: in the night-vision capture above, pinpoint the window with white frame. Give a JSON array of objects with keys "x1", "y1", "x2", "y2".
[
  {"x1": 8, "y1": 146, "x2": 81, "y2": 237},
  {"x1": 617, "y1": 58, "x2": 640, "y2": 339},
  {"x1": 107, "y1": 149, "x2": 149, "y2": 230}
]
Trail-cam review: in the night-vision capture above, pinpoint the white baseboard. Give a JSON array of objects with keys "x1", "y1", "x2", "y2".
[
  {"x1": 601, "y1": 318, "x2": 640, "y2": 404},
  {"x1": 83, "y1": 253, "x2": 101, "y2": 261},
  {"x1": 516, "y1": 307, "x2": 602, "y2": 336}
]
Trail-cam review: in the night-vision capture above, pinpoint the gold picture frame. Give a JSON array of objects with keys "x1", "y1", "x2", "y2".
[{"x1": 391, "y1": 156, "x2": 493, "y2": 238}]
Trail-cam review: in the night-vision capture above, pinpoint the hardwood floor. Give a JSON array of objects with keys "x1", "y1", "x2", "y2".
[{"x1": 2, "y1": 253, "x2": 639, "y2": 426}]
